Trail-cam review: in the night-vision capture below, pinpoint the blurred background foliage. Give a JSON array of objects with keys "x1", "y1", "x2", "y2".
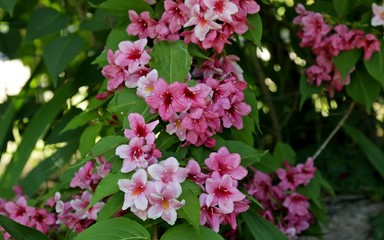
[{"x1": 0, "y1": 0, "x2": 384, "y2": 229}]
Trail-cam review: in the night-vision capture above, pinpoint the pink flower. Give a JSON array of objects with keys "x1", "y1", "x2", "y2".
[
  {"x1": 371, "y1": 3, "x2": 384, "y2": 27},
  {"x1": 125, "y1": 66, "x2": 151, "y2": 88},
  {"x1": 276, "y1": 162, "x2": 302, "y2": 191},
  {"x1": 137, "y1": 69, "x2": 159, "y2": 98},
  {"x1": 235, "y1": 0, "x2": 260, "y2": 15},
  {"x1": 166, "y1": 113, "x2": 187, "y2": 141},
  {"x1": 184, "y1": 5, "x2": 221, "y2": 41},
  {"x1": 300, "y1": 13, "x2": 330, "y2": 49},
  {"x1": 205, "y1": 147, "x2": 247, "y2": 180},
  {"x1": 147, "y1": 157, "x2": 188, "y2": 190},
  {"x1": 147, "y1": 183, "x2": 185, "y2": 225},
  {"x1": 221, "y1": 94, "x2": 251, "y2": 129},
  {"x1": 116, "y1": 137, "x2": 154, "y2": 173},
  {"x1": 118, "y1": 169, "x2": 149, "y2": 211},
  {"x1": 186, "y1": 159, "x2": 208, "y2": 186},
  {"x1": 363, "y1": 34, "x2": 380, "y2": 60},
  {"x1": 162, "y1": 0, "x2": 190, "y2": 33},
  {"x1": 204, "y1": 0, "x2": 239, "y2": 23},
  {"x1": 102, "y1": 50, "x2": 129, "y2": 91},
  {"x1": 283, "y1": 193, "x2": 310, "y2": 217},
  {"x1": 199, "y1": 193, "x2": 224, "y2": 232},
  {"x1": 70, "y1": 161, "x2": 97, "y2": 190},
  {"x1": 296, "y1": 157, "x2": 316, "y2": 186},
  {"x1": 223, "y1": 198, "x2": 249, "y2": 229},
  {"x1": 174, "y1": 83, "x2": 212, "y2": 110},
  {"x1": 205, "y1": 172, "x2": 245, "y2": 214},
  {"x1": 70, "y1": 191, "x2": 105, "y2": 220},
  {"x1": 145, "y1": 79, "x2": 185, "y2": 121},
  {"x1": 30, "y1": 209, "x2": 56, "y2": 233},
  {"x1": 114, "y1": 39, "x2": 151, "y2": 71},
  {"x1": 95, "y1": 156, "x2": 111, "y2": 178},
  {"x1": 4, "y1": 197, "x2": 35, "y2": 225},
  {"x1": 124, "y1": 113, "x2": 159, "y2": 145},
  {"x1": 127, "y1": 11, "x2": 157, "y2": 38}
]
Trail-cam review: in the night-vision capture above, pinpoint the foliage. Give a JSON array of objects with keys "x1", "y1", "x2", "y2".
[{"x1": 0, "y1": 0, "x2": 384, "y2": 239}]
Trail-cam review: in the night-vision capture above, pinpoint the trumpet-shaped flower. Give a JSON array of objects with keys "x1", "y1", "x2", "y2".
[
  {"x1": 118, "y1": 169, "x2": 149, "y2": 211},
  {"x1": 124, "y1": 113, "x2": 159, "y2": 145}
]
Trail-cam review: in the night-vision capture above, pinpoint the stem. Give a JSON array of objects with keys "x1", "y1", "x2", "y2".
[
  {"x1": 312, "y1": 101, "x2": 355, "y2": 160},
  {"x1": 152, "y1": 224, "x2": 158, "y2": 240}
]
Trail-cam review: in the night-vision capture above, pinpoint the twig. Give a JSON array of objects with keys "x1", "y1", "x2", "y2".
[{"x1": 312, "y1": 101, "x2": 355, "y2": 160}]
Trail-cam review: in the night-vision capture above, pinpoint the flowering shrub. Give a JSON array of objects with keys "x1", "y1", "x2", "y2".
[{"x1": 1, "y1": 0, "x2": 384, "y2": 239}]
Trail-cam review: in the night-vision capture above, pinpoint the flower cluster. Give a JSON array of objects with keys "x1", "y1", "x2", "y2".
[
  {"x1": 294, "y1": 4, "x2": 380, "y2": 96},
  {"x1": 48, "y1": 157, "x2": 111, "y2": 233},
  {"x1": 0, "y1": 188, "x2": 56, "y2": 239},
  {"x1": 115, "y1": 113, "x2": 187, "y2": 225},
  {"x1": 118, "y1": 157, "x2": 188, "y2": 225},
  {"x1": 102, "y1": 38, "x2": 251, "y2": 147},
  {"x1": 101, "y1": 39, "x2": 152, "y2": 92},
  {"x1": 186, "y1": 147, "x2": 249, "y2": 232},
  {"x1": 126, "y1": 0, "x2": 260, "y2": 52},
  {"x1": 245, "y1": 158, "x2": 316, "y2": 239}
]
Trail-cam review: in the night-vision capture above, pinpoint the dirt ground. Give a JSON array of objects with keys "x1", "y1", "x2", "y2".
[{"x1": 300, "y1": 196, "x2": 384, "y2": 240}]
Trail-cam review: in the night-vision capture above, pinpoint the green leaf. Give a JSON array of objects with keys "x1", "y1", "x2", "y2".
[
  {"x1": 80, "y1": 9, "x2": 114, "y2": 31},
  {"x1": 0, "y1": 214, "x2": 49, "y2": 240},
  {"x1": 243, "y1": 14, "x2": 262, "y2": 47},
  {"x1": 244, "y1": 88, "x2": 260, "y2": 132},
  {"x1": 160, "y1": 224, "x2": 224, "y2": 240},
  {"x1": 25, "y1": 8, "x2": 69, "y2": 42},
  {"x1": 216, "y1": 140, "x2": 267, "y2": 167},
  {"x1": 346, "y1": 68, "x2": 381, "y2": 113},
  {"x1": 254, "y1": 153, "x2": 280, "y2": 173},
  {"x1": 364, "y1": 41, "x2": 384, "y2": 87},
  {"x1": 0, "y1": 28, "x2": 22, "y2": 58},
  {"x1": 43, "y1": 35, "x2": 85, "y2": 87},
  {"x1": 0, "y1": 79, "x2": 80, "y2": 198},
  {"x1": 156, "y1": 132, "x2": 180, "y2": 151},
  {"x1": 97, "y1": 191, "x2": 124, "y2": 221},
  {"x1": 0, "y1": 0, "x2": 17, "y2": 15},
  {"x1": 231, "y1": 116, "x2": 255, "y2": 146},
  {"x1": 149, "y1": 40, "x2": 192, "y2": 83},
  {"x1": 99, "y1": 0, "x2": 154, "y2": 17},
  {"x1": 178, "y1": 181, "x2": 201, "y2": 232},
  {"x1": 188, "y1": 44, "x2": 211, "y2": 60},
  {"x1": 333, "y1": 49, "x2": 361, "y2": 80},
  {"x1": 273, "y1": 141, "x2": 296, "y2": 166},
  {"x1": 296, "y1": 172, "x2": 322, "y2": 207},
  {"x1": 107, "y1": 88, "x2": 147, "y2": 115},
  {"x1": 61, "y1": 111, "x2": 97, "y2": 133},
  {"x1": 20, "y1": 141, "x2": 79, "y2": 196},
  {"x1": 242, "y1": 211, "x2": 288, "y2": 240},
  {"x1": 88, "y1": 172, "x2": 131, "y2": 209},
  {"x1": 74, "y1": 217, "x2": 151, "y2": 240},
  {"x1": 343, "y1": 124, "x2": 384, "y2": 180},
  {"x1": 79, "y1": 123, "x2": 103, "y2": 157},
  {"x1": 105, "y1": 22, "x2": 134, "y2": 51},
  {"x1": 299, "y1": 74, "x2": 319, "y2": 110},
  {"x1": 333, "y1": 0, "x2": 360, "y2": 16}
]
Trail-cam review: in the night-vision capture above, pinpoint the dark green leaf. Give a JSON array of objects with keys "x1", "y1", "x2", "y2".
[
  {"x1": 364, "y1": 41, "x2": 384, "y2": 87},
  {"x1": 178, "y1": 181, "x2": 201, "y2": 232},
  {"x1": 43, "y1": 35, "x2": 85, "y2": 87},
  {"x1": 254, "y1": 153, "x2": 280, "y2": 173},
  {"x1": 243, "y1": 14, "x2": 262, "y2": 47},
  {"x1": 242, "y1": 211, "x2": 288, "y2": 240},
  {"x1": 343, "y1": 124, "x2": 384, "y2": 180},
  {"x1": 299, "y1": 75, "x2": 319, "y2": 110},
  {"x1": 346, "y1": 68, "x2": 381, "y2": 113},
  {"x1": 97, "y1": 191, "x2": 124, "y2": 221},
  {"x1": 25, "y1": 8, "x2": 69, "y2": 42},
  {"x1": 160, "y1": 224, "x2": 224, "y2": 240},
  {"x1": 79, "y1": 123, "x2": 103, "y2": 157},
  {"x1": 188, "y1": 44, "x2": 211, "y2": 60},
  {"x1": 333, "y1": 49, "x2": 361, "y2": 79},
  {"x1": 0, "y1": 214, "x2": 49, "y2": 240},
  {"x1": 296, "y1": 172, "x2": 322, "y2": 207},
  {"x1": 244, "y1": 88, "x2": 260, "y2": 132},
  {"x1": 80, "y1": 9, "x2": 114, "y2": 31},
  {"x1": 0, "y1": 28, "x2": 22, "y2": 58},
  {"x1": 105, "y1": 22, "x2": 134, "y2": 51},
  {"x1": 231, "y1": 116, "x2": 254, "y2": 146},
  {"x1": 333, "y1": 0, "x2": 360, "y2": 16},
  {"x1": 371, "y1": 211, "x2": 384, "y2": 240},
  {"x1": 273, "y1": 141, "x2": 296, "y2": 165},
  {"x1": 0, "y1": 79, "x2": 80, "y2": 198},
  {"x1": 20, "y1": 141, "x2": 78, "y2": 196},
  {"x1": 99, "y1": 0, "x2": 154, "y2": 17},
  {"x1": 156, "y1": 132, "x2": 180, "y2": 151},
  {"x1": 74, "y1": 217, "x2": 151, "y2": 240},
  {"x1": 88, "y1": 172, "x2": 132, "y2": 209},
  {"x1": 149, "y1": 40, "x2": 192, "y2": 83},
  {"x1": 107, "y1": 88, "x2": 147, "y2": 115},
  {"x1": 61, "y1": 111, "x2": 97, "y2": 133},
  {"x1": 0, "y1": 0, "x2": 17, "y2": 15}
]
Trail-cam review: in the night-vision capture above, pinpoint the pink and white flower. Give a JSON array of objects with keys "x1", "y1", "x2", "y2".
[
  {"x1": 114, "y1": 39, "x2": 151, "y2": 71},
  {"x1": 124, "y1": 113, "x2": 159, "y2": 145},
  {"x1": 118, "y1": 169, "x2": 149, "y2": 211},
  {"x1": 371, "y1": 3, "x2": 384, "y2": 27},
  {"x1": 184, "y1": 5, "x2": 221, "y2": 41}
]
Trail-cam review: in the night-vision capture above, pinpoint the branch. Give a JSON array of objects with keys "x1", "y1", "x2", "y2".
[{"x1": 312, "y1": 101, "x2": 355, "y2": 160}]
